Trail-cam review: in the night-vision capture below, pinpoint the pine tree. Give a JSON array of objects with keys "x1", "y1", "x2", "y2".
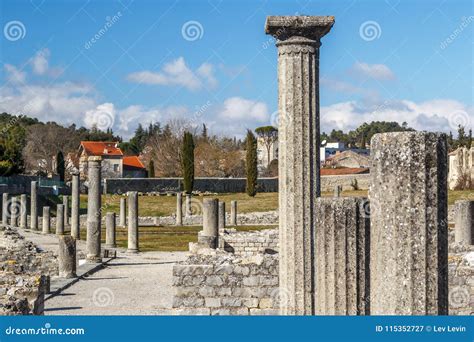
[
  {"x1": 245, "y1": 129, "x2": 258, "y2": 197},
  {"x1": 148, "y1": 160, "x2": 155, "y2": 178},
  {"x1": 56, "y1": 151, "x2": 65, "y2": 181},
  {"x1": 181, "y1": 132, "x2": 195, "y2": 194}
]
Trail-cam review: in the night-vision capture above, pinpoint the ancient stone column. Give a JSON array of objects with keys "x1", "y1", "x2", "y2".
[
  {"x1": 58, "y1": 235, "x2": 76, "y2": 278},
  {"x1": 105, "y1": 212, "x2": 117, "y2": 248},
  {"x1": 265, "y1": 15, "x2": 335, "y2": 315},
  {"x1": 218, "y1": 201, "x2": 225, "y2": 230},
  {"x1": 30, "y1": 181, "x2": 38, "y2": 230},
  {"x1": 86, "y1": 156, "x2": 102, "y2": 263},
  {"x1": 1, "y1": 193, "x2": 8, "y2": 226},
  {"x1": 10, "y1": 196, "x2": 19, "y2": 227},
  {"x1": 370, "y1": 132, "x2": 448, "y2": 315},
  {"x1": 176, "y1": 192, "x2": 183, "y2": 226},
  {"x1": 334, "y1": 185, "x2": 342, "y2": 197},
  {"x1": 454, "y1": 200, "x2": 474, "y2": 245},
  {"x1": 42, "y1": 206, "x2": 50, "y2": 234},
  {"x1": 71, "y1": 173, "x2": 80, "y2": 239},
  {"x1": 185, "y1": 194, "x2": 192, "y2": 217},
  {"x1": 20, "y1": 194, "x2": 27, "y2": 229},
  {"x1": 127, "y1": 191, "x2": 139, "y2": 253},
  {"x1": 62, "y1": 195, "x2": 69, "y2": 227},
  {"x1": 119, "y1": 197, "x2": 126, "y2": 227},
  {"x1": 230, "y1": 200, "x2": 237, "y2": 226},
  {"x1": 199, "y1": 198, "x2": 218, "y2": 248},
  {"x1": 315, "y1": 197, "x2": 370, "y2": 315},
  {"x1": 56, "y1": 204, "x2": 64, "y2": 235}
]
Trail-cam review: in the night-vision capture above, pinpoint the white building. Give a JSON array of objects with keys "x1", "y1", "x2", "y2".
[
  {"x1": 448, "y1": 146, "x2": 473, "y2": 190},
  {"x1": 257, "y1": 137, "x2": 278, "y2": 171}
]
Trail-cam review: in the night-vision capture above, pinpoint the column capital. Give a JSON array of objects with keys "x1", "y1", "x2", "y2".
[{"x1": 265, "y1": 15, "x2": 335, "y2": 44}]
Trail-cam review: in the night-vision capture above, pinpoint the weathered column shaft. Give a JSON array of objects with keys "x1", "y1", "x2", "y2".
[
  {"x1": 185, "y1": 194, "x2": 192, "y2": 217},
  {"x1": 62, "y1": 195, "x2": 69, "y2": 227},
  {"x1": 315, "y1": 197, "x2": 370, "y2": 315},
  {"x1": 86, "y1": 157, "x2": 102, "y2": 262},
  {"x1": 265, "y1": 15, "x2": 335, "y2": 315},
  {"x1": 119, "y1": 197, "x2": 126, "y2": 227},
  {"x1": 454, "y1": 200, "x2": 474, "y2": 245},
  {"x1": 10, "y1": 196, "x2": 19, "y2": 227},
  {"x1": 56, "y1": 204, "x2": 64, "y2": 235},
  {"x1": 2, "y1": 193, "x2": 8, "y2": 226},
  {"x1": 71, "y1": 174, "x2": 80, "y2": 239},
  {"x1": 30, "y1": 181, "x2": 38, "y2": 230},
  {"x1": 20, "y1": 194, "x2": 27, "y2": 228},
  {"x1": 105, "y1": 212, "x2": 117, "y2": 248},
  {"x1": 127, "y1": 191, "x2": 139, "y2": 252},
  {"x1": 199, "y1": 198, "x2": 218, "y2": 248},
  {"x1": 230, "y1": 200, "x2": 237, "y2": 226},
  {"x1": 58, "y1": 235, "x2": 76, "y2": 278},
  {"x1": 218, "y1": 201, "x2": 225, "y2": 230},
  {"x1": 370, "y1": 132, "x2": 448, "y2": 315},
  {"x1": 42, "y1": 206, "x2": 50, "y2": 234},
  {"x1": 176, "y1": 193, "x2": 183, "y2": 226},
  {"x1": 334, "y1": 185, "x2": 342, "y2": 197}
]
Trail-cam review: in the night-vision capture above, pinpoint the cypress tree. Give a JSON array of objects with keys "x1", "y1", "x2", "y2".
[
  {"x1": 148, "y1": 160, "x2": 155, "y2": 178},
  {"x1": 181, "y1": 132, "x2": 195, "y2": 194},
  {"x1": 56, "y1": 151, "x2": 65, "y2": 181},
  {"x1": 245, "y1": 129, "x2": 258, "y2": 197}
]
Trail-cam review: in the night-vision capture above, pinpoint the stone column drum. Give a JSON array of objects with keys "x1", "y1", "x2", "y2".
[
  {"x1": 454, "y1": 200, "x2": 474, "y2": 245},
  {"x1": 20, "y1": 194, "x2": 27, "y2": 229},
  {"x1": 105, "y1": 212, "x2": 117, "y2": 248},
  {"x1": 56, "y1": 204, "x2": 64, "y2": 235},
  {"x1": 119, "y1": 197, "x2": 126, "y2": 227},
  {"x1": 127, "y1": 191, "x2": 139, "y2": 253},
  {"x1": 185, "y1": 194, "x2": 192, "y2": 217},
  {"x1": 218, "y1": 201, "x2": 225, "y2": 230},
  {"x1": 86, "y1": 156, "x2": 102, "y2": 263},
  {"x1": 62, "y1": 195, "x2": 69, "y2": 227},
  {"x1": 315, "y1": 197, "x2": 370, "y2": 315},
  {"x1": 370, "y1": 132, "x2": 448, "y2": 315},
  {"x1": 199, "y1": 198, "x2": 218, "y2": 248},
  {"x1": 71, "y1": 173, "x2": 80, "y2": 239},
  {"x1": 10, "y1": 196, "x2": 19, "y2": 227},
  {"x1": 176, "y1": 192, "x2": 183, "y2": 226},
  {"x1": 265, "y1": 15, "x2": 335, "y2": 315},
  {"x1": 230, "y1": 200, "x2": 237, "y2": 226},
  {"x1": 2, "y1": 193, "x2": 8, "y2": 226},
  {"x1": 30, "y1": 181, "x2": 38, "y2": 230},
  {"x1": 58, "y1": 235, "x2": 77, "y2": 278},
  {"x1": 42, "y1": 206, "x2": 50, "y2": 234}
]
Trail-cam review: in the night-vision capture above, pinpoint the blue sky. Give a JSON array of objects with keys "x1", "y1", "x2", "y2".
[{"x1": 0, "y1": 0, "x2": 472, "y2": 139}]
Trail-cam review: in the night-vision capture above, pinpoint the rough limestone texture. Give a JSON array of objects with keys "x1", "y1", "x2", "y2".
[
  {"x1": 55, "y1": 204, "x2": 64, "y2": 235},
  {"x1": 172, "y1": 251, "x2": 279, "y2": 315},
  {"x1": 86, "y1": 157, "x2": 102, "y2": 262},
  {"x1": 58, "y1": 235, "x2": 76, "y2": 278},
  {"x1": 20, "y1": 194, "x2": 27, "y2": 229},
  {"x1": 370, "y1": 132, "x2": 448, "y2": 315},
  {"x1": 223, "y1": 229, "x2": 278, "y2": 256},
  {"x1": 10, "y1": 197, "x2": 19, "y2": 227},
  {"x1": 127, "y1": 191, "x2": 139, "y2": 253},
  {"x1": 265, "y1": 15, "x2": 335, "y2": 315},
  {"x1": 105, "y1": 212, "x2": 117, "y2": 248},
  {"x1": 218, "y1": 201, "x2": 226, "y2": 230},
  {"x1": 71, "y1": 174, "x2": 80, "y2": 239},
  {"x1": 30, "y1": 182, "x2": 38, "y2": 231},
  {"x1": 230, "y1": 200, "x2": 237, "y2": 226},
  {"x1": 314, "y1": 197, "x2": 370, "y2": 315},
  {"x1": 42, "y1": 207, "x2": 50, "y2": 234},
  {"x1": 199, "y1": 199, "x2": 219, "y2": 249},
  {"x1": 62, "y1": 196, "x2": 69, "y2": 227},
  {"x1": 454, "y1": 200, "x2": 474, "y2": 245},
  {"x1": 119, "y1": 197, "x2": 126, "y2": 227}
]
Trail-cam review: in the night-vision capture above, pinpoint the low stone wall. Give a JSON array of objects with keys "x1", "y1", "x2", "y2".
[
  {"x1": 320, "y1": 174, "x2": 370, "y2": 192},
  {"x1": 172, "y1": 253, "x2": 279, "y2": 315},
  {"x1": 223, "y1": 229, "x2": 278, "y2": 256}
]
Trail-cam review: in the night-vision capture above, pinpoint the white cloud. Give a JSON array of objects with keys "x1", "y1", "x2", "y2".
[
  {"x1": 219, "y1": 97, "x2": 269, "y2": 122},
  {"x1": 31, "y1": 48, "x2": 50, "y2": 75},
  {"x1": 4, "y1": 64, "x2": 26, "y2": 84},
  {"x1": 84, "y1": 103, "x2": 116, "y2": 131},
  {"x1": 350, "y1": 62, "x2": 395, "y2": 81},
  {"x1": 127, "y1": 57, "x2": 217, "y2": 91}
]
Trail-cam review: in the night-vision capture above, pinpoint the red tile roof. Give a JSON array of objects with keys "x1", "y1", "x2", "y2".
[
  {"x1": 321, "y1": 168, "x2": 369, "y2": 176},
  {"x1": 81, "y1": 141, "x2": 123, "y2": 156},
  {"x1": 123, "y1": 156, "x2": 145, "y2": 169}
]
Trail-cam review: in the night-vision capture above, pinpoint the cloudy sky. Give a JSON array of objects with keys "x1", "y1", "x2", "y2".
[{"x1": 0, "y1": 0, "x2": 472, "y2": 139}]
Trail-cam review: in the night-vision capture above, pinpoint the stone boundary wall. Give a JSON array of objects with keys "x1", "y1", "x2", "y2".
[
  {"x1": 172, "y1": 253, "x2": 279, "y2": 315},
  {"x1": 223, "y1": 229, "x2": 278, "y2": 256},
  {"x1": 103, "y1": 174, "x2": 371, "y2": 194}
]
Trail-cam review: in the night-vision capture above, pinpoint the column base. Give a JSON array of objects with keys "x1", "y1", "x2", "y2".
[
  {"x1": 86, "y1": 255, "x2": 102, "y2": 263},
  {"x1": 59, "y1": 272, "x2": 77, "y2": 279},
  {"x1": 127, "y1": 248, "x2": 139, "y2": 254},
  {"x1": 198, "y1": 233, "x2": 217, "y2": 249}
]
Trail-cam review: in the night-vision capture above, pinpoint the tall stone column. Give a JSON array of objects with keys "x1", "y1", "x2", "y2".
[
  {"x1": 56, "y1": 204, "x2": 64, "y2": 235},
  {"x1": 10, "y1": 196, "x2": 19, "y2": 227},
  {"x1": 86, "y1": 156, "x2": 102, "y2": 263},
  {"x1": 176, "y1": 192, "x2": 183, "y2": 226},
  {"x1": 334, "y1": 185, "x2": 342, "y2": 197},
  {"x1": 42, "y1": 206, "x2": 50, "y2": 234},
  {"x1": 62, "y1": 195, "x2": 69, "y2": 227},
  {"x1": 370, "y1": 132, "x2": 448, "y2": 315},
  {"x1": 314, "y1": 197, "x2": 370, "y2": 315},
  {"x1": 199, "y1": 198, "x2": 218, "y2": 248},
  {"x1": 265, "y1": 15, "x2": 335, "y2": 315},
  {"x1": 119, "y1": 197, "x2": 126, "y2": 227},
  {"x1": 2, "y1": 193, "x2": 8, "y2": 226},
  {"x1": 185, "y1": 194, "x2": 192, "y2": 217},
  {"x1": 454, "y1": 200, "x2": 474, "y2": 245},
  {"x1": 218, "y1": 201, "x2": 225, "y2": 230},
  {"x1": 127, "y1": 191, "x2": 139, "y2": 253},
  {"x1": 105, "y1": 212, "x2": 117, "y2": 248},
  {"x1": 30, "y1": 181, "x2": 38, "y2": 230},
  {"x1": 71, "y1": 173, "x2": 80, "y2": 239},
  {"x1": 230, "y1": 200, "x2": 237, "y2": 226},
  {"x1": 20, "y1": 194, "x2": 27, "y2": 229},
  {"x1": 58, "y1": 235, "x2": 76, "y2": 278}
]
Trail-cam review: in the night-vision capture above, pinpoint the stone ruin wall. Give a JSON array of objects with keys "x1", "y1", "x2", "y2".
[{"x1": 222, "y1": 229, "x2": 278, "y2": 256}]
